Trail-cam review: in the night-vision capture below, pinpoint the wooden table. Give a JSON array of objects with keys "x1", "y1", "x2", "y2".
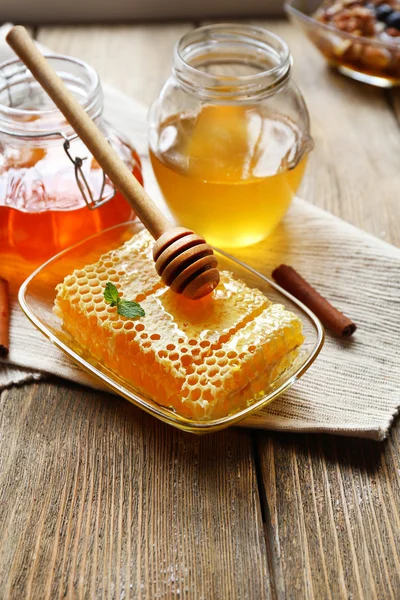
[{"x1": 1, "y1": 20, "x2": 399, "y2": 600}]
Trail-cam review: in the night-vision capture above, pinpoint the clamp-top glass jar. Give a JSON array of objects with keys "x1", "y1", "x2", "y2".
[
  {"x1": 0, "y1": 55, "x2": 142, "y2": 277},
  {"x1": 149, "y1": 24, "x2": 313, "y2": 248}
]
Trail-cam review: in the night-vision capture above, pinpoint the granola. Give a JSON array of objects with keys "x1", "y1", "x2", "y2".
[{"x1": 311, "y1": 0, "x2": 400, "y2": 78}]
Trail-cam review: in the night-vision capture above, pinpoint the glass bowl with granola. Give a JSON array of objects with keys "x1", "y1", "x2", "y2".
[{"x1": 285, "y1": 0, "x2": 400, "y2": 86}]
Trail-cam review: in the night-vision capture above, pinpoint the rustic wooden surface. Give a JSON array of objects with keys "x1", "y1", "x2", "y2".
[{"x1": 0, "y1": 20, "x2": 399, "y2": 599}]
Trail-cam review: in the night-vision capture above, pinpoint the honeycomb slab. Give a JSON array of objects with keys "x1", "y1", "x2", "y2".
[{"x1": 54, "y1": 230, "x2": 304, "y2": 420}]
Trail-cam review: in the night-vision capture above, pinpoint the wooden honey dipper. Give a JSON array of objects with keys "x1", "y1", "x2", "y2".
[{"x1": 6, "y1": 26, "x2": 220, "y2": 300}]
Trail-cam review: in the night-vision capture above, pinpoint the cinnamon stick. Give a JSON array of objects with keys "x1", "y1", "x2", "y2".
[
  {"x1": 272, "y1": 265, "x2": 357, "y2": 338},
  {"x1": 0, "y1": 278, "x2": 10, "y2": 357}
]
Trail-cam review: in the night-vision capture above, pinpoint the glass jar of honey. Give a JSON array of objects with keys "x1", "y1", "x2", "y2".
[
  {"x1": 149, "y1": 24, "x2": 313, "y2": 248},
  {"x1": 0, "y1": 55, "x2": 142, "y2": 280}
]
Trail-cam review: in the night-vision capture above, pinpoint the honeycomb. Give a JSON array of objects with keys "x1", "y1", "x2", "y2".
[{"x1": 54, "y1": 230, "x2": 304, "y2": 420}]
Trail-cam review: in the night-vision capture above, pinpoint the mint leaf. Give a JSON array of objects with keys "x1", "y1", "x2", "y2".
[
  {"x1": 117, "y1": 300, "x2": 145, "y2": 319},
  {"x1": 104, "y1": 282, "x2": 120, "y2": 307},
  {"x1": 104, "y1": 281, "x2": 145, "y2": 319}
]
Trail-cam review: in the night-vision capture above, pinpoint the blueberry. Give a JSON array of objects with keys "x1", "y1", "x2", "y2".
[
  {"x1": 386, "y1": 10, "x2": 400, "y2": 29},
  {"x1": 375, "y1": 4, "x2": 393, "y2": 21}
]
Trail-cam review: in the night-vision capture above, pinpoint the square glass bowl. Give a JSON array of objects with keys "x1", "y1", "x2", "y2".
[
  {"x1": 285, "y1": 0, "x2": 400, "y2": 87},
  {"x1": 19, "y1": 221, "x2": 324, "y2": 433}
]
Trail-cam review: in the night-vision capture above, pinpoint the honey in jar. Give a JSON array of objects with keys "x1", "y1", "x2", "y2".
[
  {"x1": 0, "y1": 55, "x2": 141, "y2": 282},
  {"x1": 149, "y1": 24, "x2": 313, "y2": 247},
  {"x1": 150, "y1": 105, "x2": 308, "y2": 247}
]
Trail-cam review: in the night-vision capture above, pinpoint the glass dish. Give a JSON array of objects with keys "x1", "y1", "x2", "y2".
[
  {"x1": 285, "y1": 0, "x2": 400, "y2": 87},
  {"x1": 18, "y1": 221, "x2": 324, "y2": 433}
]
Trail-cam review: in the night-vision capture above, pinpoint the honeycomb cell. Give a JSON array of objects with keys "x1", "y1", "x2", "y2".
[
  {"x1": 191, "y1": 389, "x2": 201, "y2": 402},
  {"x1": 180, "y1": 355, "x2": 192, "y2": 367},
  {"x1": 65, "y1": 276, "x2": 77, "y2": 286},
  {"x1": 91, "y1": 286, "x2": 102, "y2": 295}
]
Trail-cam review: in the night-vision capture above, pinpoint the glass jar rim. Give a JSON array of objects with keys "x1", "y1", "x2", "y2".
[
  {"x1": 0, "y1": 54, "x2": 102, "y2": 137},
  {"x1": 173, "y1": 23, "x2": 292, "y2": 100}
]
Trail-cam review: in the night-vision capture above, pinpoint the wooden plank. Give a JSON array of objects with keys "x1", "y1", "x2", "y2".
[
  {"x1": 0, "y1": 380, "x2": 270, "y2": 599},
  {"x1": 250, "y1": 20, "x2": 400, "y2": 599},
  {"x1": 257, "y1": 430, "x2": 400, "y2": 599},
  {"x1": 37, "y1": 24, "x2": 193, "y2": 107},
  {"x1": 0, "y1": 25, "x2": 270, "y2": 599}
]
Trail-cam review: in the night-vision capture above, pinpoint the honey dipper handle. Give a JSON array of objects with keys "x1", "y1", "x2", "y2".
[{"x1": 6, "y1": 25, "x2": 171, "y2": 240}]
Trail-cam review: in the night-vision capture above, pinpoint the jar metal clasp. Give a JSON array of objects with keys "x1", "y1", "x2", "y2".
[{"x1": 60, "y1": 132, "x2": 116, "y2": 210}]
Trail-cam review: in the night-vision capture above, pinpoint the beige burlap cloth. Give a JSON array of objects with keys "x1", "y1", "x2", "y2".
[{"x1": 1, "y1": 25, "x2": 399, "y2": 440}]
